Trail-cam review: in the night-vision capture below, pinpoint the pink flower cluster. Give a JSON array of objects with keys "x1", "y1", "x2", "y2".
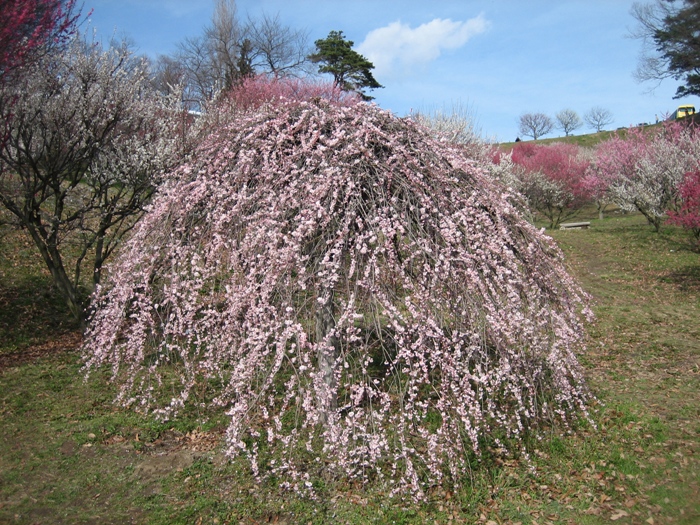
[
  {"x1": 490, "y1": 122, "x2": 700, "y2": 232},
  {"x1": 84, "y1": 97, "x2": 593, "y2": 498},
  {"x1": 509, "y1": 142, "x2": 591, "y2": 228},
  {"x1": 219, "y1": 74, "x2": 360, "y2": 113},
  {"x1": 667, "y1": 169, "x2": 700, "y2": 242},
  {"x1": 587, "y1": 122, "x2": 700, "y2": 231}
]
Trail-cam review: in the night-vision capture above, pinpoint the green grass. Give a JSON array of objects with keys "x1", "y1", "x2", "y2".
[
  {"x1": 1, "y1": 214, "x2": 699, "y2": 524},
  {"x1": 500, "y1": 129, "x2": 622, "y2": 149}
]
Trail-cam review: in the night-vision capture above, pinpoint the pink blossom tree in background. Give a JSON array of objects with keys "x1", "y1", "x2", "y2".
[
  {"x1": 585, "y1": 128, "x2": 649, "y2": 221},
  {"x1": 204, "y1": 73, "x2": 359, "y2": 125},
  {"x1": 603, "y1": 123, "x2": 700, "y2": 231},
  {"x1": 667, "y1": 169, "x2": 700, "y2": 246},
  {"x1": 227, "y1": 74, "x2": 358, "y2": 108},
  {"x1": 510, "y1": 142, "x2": 591, "y2": 228},
  {"x1": 84, "y1": 95, "x2": 593, "y2": 498}
]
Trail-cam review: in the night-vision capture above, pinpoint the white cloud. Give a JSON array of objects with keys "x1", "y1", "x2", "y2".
[{"x1": 357, "y1": 15, "x2": 490, "y2": 79}]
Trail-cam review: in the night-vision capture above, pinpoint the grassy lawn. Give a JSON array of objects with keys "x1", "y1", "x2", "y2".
[{"x1": 0, "y1": 212, "x2": 698, "y2": 524}]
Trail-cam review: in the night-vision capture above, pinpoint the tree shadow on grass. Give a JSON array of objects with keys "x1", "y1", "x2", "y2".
[
  {"x1": 661, "y1": 264, "x2": 700, "y2": 293},
  {"x1": 0, "y1": 275, "x2": 80, "y2": 358}
]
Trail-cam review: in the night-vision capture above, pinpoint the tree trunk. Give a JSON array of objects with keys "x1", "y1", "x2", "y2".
[
  {"x1": 315, "y1": 288, "x2": 339, "y2": 425},
  {"x1": 25, "y1": 225, "x2": 86, "y2": 329},
  {"x1": 93, "y1": 230, "x2": 106, "y2": 288}
]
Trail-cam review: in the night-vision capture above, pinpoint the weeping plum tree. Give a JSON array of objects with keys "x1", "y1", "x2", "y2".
[{"x1": 84, "y1": 95, "x2": 593, "y2": 497}]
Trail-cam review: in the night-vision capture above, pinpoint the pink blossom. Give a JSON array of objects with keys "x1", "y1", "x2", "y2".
[
  {"x1": 667, "y1": 169, "x2": 700, "y2": 242},
  {"x1": 509, "y1": 142, "x2": 592, "y2": 228},
  {"x1": 84, "y1": 96, "x2": 593, "y2": 497}
]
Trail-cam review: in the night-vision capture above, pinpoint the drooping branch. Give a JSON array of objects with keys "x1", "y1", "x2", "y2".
[{"x1": 85, "y1": 95, "x2": 593, "y2": 498}]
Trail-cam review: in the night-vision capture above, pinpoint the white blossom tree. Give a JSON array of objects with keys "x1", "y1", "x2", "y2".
[
  {"x1": 0, "y1": 34, "x2": 187, "y2": 324},
  {"x1": 84, "y1": 91, "x2": 593, "y2": 498},
  {"x1": 410, "y1": 102, "x2": 481, "y2": 144}
]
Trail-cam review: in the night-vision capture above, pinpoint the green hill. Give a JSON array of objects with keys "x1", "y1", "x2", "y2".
[
  {"x1": 499, "y1": 113, "x2": 699, "y2": 150},
  {"x1": 499, "y1": 126, "x2": 651, "y2": 150}
]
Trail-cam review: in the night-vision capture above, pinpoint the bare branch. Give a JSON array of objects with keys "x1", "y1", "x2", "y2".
[
  {"x1": 518, "y1": 112, "x2": 553, "y2": 140},
  {"x1": 245, "y1": 13, "x2": 312, "y2": 77},
  {"x1": 584, "y1": 106, "x2": 614, "y2": 132}
]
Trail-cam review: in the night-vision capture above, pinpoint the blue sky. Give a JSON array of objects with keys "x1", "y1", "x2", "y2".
[{"x1": 86, "y1": 0, "x2": 696, "y2": 142}]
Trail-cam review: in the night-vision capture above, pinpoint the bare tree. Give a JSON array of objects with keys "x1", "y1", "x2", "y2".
[
  {"x1": 169, "y1": 1, "x2": 311, "y2": 109},
  {"x1": 176, "y1": 35, "x2": 220, "y2": 109},
  {"x1": 245, "y1": 13, "x2": 312, "y2": 76},
  {"x1": 629, "y1": 1, "x2": 678, "y2": 89},
  {"x1": 170, "y1": 0, "x2": 241, "y2": 109},
  {"x1": 149, "y1": 54, "x2": 185, "y2": 96},
  {"x1": 206, "y1": 0, "x2": 243, "y2": 90},
  {"x1": 584, "y1": 106, "x2": 614, "y2": 132},
  {"x1": 555, "y1": 108, "x2": 583, "y2": 136},
  {"x1": 518, "y1": 112, "x2": 553, "y2": 140}
]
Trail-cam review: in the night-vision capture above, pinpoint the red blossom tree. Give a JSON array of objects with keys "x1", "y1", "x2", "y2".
[
  {"x1": 84, "y1": 94, "x2": 593, "y2": 498},
  {"x1": 0, "y1": 0, "x2": 79, "y2": 80},
  {"x1": 1, "y1": 0, "x2": 81, "y2": 147},
  {"x1": 667, "y1": 169, "x2": 700, "y2": 245}
]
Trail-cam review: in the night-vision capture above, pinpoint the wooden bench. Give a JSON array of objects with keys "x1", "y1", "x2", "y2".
[{"x1": 559, "y1": 222, "x2": 590, "y2": 230}]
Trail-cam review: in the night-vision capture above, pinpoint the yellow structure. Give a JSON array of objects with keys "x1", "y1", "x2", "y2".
[{"x1": 673, "y1": 105, "x2": 696, "y2": 119}]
